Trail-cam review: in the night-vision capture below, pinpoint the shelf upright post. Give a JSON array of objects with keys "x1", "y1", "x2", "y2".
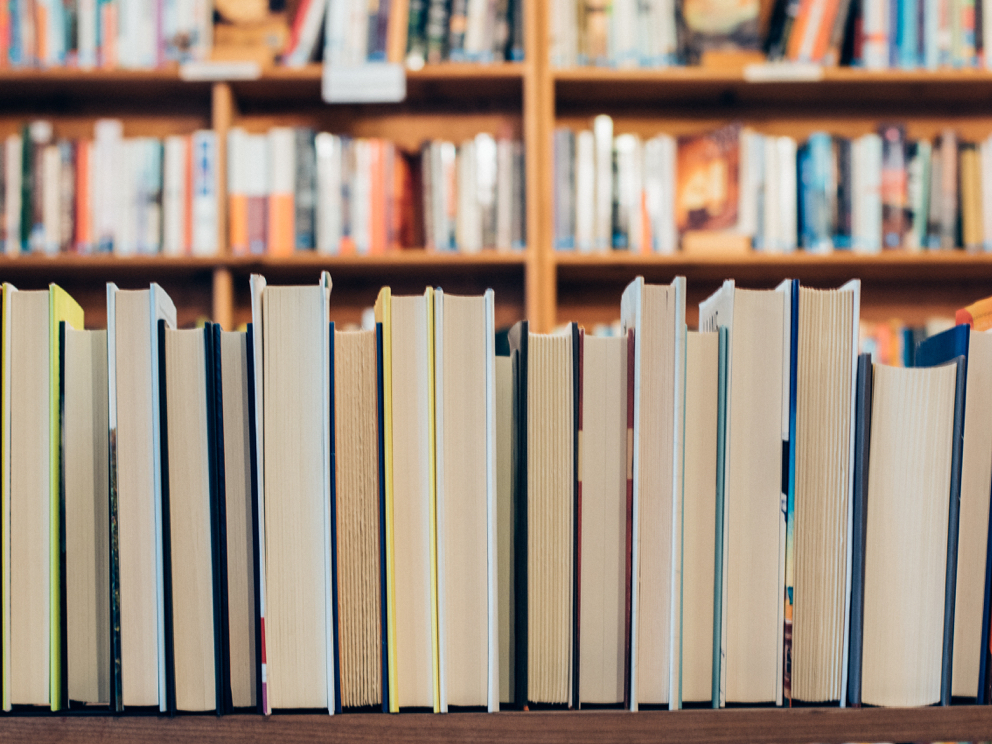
[{"x1": 211, "y1": 81, "x2": 236, "y2": 328}]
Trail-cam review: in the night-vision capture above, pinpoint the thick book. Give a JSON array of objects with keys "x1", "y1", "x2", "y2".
[
  {"x1": 788, "y1": 280, "x2": 860, "y2": 705},
  {"x1": 106, "y1": 282, "x2": 176, "y2": 711},
  {"x1": 61, "y1": 324, "x2": 110, "y2": 708},
  {"x1": 675, "y1": 124, "x2": 740, "y2": 233},
  {"x1": 578, "y1": 333, "x2": 629, "y2": 707},
  {"x1": 699, "y1": 280, "x2": 789, "y2": 706},
  {"x1": 915, "y1": 325, "x2": 974, "y2": 705},
  {"x1": 374, "y1": 286, "x2": 439, "y2": 712},
  {"x1": 249, "y1": 273, "x2": 335, "y2": 713},
  {"x1": 854, "y1": 352, "x2": 965, "y2": 707},
  {"x1": 620, "y1": 276, "x2": 686, "y2": 710},
  {"x1": 434, "y1": 290, "x2": 497, "y2": 712},
  {"x1": 332, "y1": 325, "x2": 386, "y2": 711},
  {"x1": 2, "y1": 284, "x2": 82, "y2": 711},
  {"x1": 508, "y1": 320, "x2": 579, "y2": 708},
  {"x1": 159, "y1": 323, "x2": 223, "y2": 713}
]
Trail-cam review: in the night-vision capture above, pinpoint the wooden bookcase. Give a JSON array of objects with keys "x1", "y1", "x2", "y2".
[{"x1": 4, "y1": 3, "x2": 992, "y2": 742}]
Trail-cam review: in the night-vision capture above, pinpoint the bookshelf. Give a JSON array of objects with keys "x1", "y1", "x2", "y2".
[{"x1": 3, "y1": 5, "x2": 992, "y2": 742}]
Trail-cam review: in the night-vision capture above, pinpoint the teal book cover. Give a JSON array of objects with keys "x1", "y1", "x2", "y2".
[{"x1": 711, "y1": 326, "x2": 728, "y2": 707}]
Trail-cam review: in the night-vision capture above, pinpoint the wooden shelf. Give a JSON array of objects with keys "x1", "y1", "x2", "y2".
[
  {"x1": 553, "y1": 66, "x2": 992, "y2": 110},
  {"x1": 3, "y1": 706, "x2": 992, "y2": 744}
]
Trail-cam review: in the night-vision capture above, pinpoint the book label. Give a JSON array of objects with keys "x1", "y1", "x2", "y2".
[{"x1": 322, "y1": 64, "x2": 407, "y2": 104}]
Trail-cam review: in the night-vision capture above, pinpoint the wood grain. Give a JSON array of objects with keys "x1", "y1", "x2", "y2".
[{"x1": 2, "y1": 706, "x2": 992, "y2": 744}]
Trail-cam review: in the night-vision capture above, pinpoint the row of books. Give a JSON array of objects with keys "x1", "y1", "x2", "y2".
[
  {"x1": 0, "y1": 0, "x2": 211, "y2": 69},
  {"x1": 551, "y1": 0, "x2": 992, "y2": 70},
  {"x1": 0, "y1": 120, "x2": 219, "y2": 257},
  {"x1": 285, "y1": 0, "x2": 524, "y2": 68},
  {"x1": 5, "y1": 273, "x2": 992, "y2": 715},
  {"x1": 227, "y1": 127, "x2": 526, "y2": 256},
  {"x1": 553, "y1": 119, "x2": 992, "y2": 254}
]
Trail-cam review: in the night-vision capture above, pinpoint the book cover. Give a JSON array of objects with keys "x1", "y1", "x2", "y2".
[
  {"x1": 712, "y1": 325, "x2": 728, "y2": 707},
  {"x1": 846, "y1": 353, "x2": 873, "y2": 707},
  {"x1": 781, "y1": 278, "x2": 798, "y2": 703},
  {"x1": 675, "y1": 124, "x2": 741, "y2": 233},
  {"x1": 376, "y1": 322, "x2": 390, "y2": 713},
  {"x1": 508, "y1": 319, "x2": 529, "y2": 709},
  {"x1": 914, "y1": 325, "x2": 970, "y2": 706},
  {"x1": 879, "y1": 123, "x2": 907, "y2": 250},
  {"x1": 623, "y1": 327, "x2": 634, "y2": 710}
]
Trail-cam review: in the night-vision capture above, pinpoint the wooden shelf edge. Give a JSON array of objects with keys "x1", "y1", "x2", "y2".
[
  {"x1": 554, "y1": 250, "x2": 992, "y2": 268},
  {"x1": 552, "y1": 66, "x2": 992, "y2": 85},
  {"x1": 2, "y1": 706, "x2": 991, "y2": 744}
]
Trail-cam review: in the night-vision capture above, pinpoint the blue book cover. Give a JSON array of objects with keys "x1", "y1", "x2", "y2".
[
  {"x1": 915, "y1": 324, "x2": 969, "y2": 707},
  {"x1": 782, "y1": 279, "x2": 799, "y2": 702},
  {"x1": 712, "y1": 325, "x2": 728, "y2": 708},
  {"x1": 898, "y1": 0, "x2": 918, "y2": 68}
]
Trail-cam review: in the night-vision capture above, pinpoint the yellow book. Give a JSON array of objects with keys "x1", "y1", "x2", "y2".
[
  {"x1": 49, "y1": 284, "x2": 83, "y2": 711},
  {"x1": 374, "y1": 287, "x2": 398, "y2": 712},
  {"x1": 1, "y1": 283, "x2": 8, "y2": 712}
]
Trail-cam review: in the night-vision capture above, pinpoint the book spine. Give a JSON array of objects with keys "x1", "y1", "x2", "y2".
[
  {"x1": 227, "y1": 128, "x2": 248, "y2": 256},
  {"x1": 508, "y1": 0, "x2": 522, "y2": 59},
  {"x1": 41, "y1": 143, "x2": 59, "y2": 254},
  {"x1": 405, "y1": 0, "x2": 428, "y2": 64},
  {"x1": 386, "y1": 0, "x2": 408, "y2": 63},
  {"x1": 574, "y1": 130, "x2": 594, "y2": 253},
  {"x1": 878, "y1": 123, "x2": 907, "y2": 249},
  {"x1": 367, "y1": 0, "x2": 391, "y2": 61},
  {"x1": 495, "y1": 137, "x2": 512, "y2": 250},
  {"x1": 315, "y1": 132, "x2": 342, "y2": 255},
  {"x1": 940, "y1": 130, "x2": 958, "y2": 249},
  {"x1": 593, "y1": 115, "x2": 613, "y2": 252},
  {"x1": 862, "y1": 0, "x2": 888, "y2": 68},
  {"x1": 835, "y1": 138, "x2": 852, "y2": 249},
  {"x1": 491, "y1": 0, "x2": 508, "y2": 59},
  {"x1": 246, "y1": 134, "x2": 268, "y2": 256},
  {"x1": 511, "y1": 139, "x2": 525, "y2": 249},
  {"x1": 293, "y1": 128, "x2": 316, "y2": 252},
  {"x1": 267, "y1": 128, "x2": 295, "y2": 257},
  {"x1": 161, "y1": 135, "x2": 185, "y2": 256},
  {"x1": 447, "y1": 0, "x2": 467, "y2": 59},
  {"x1": 425, "y1": 0, "x2": 448, "y2": 62},
  {"x1": 58, "y1": 140, "x2": 74, "y2": 252},
  {"x1": 191, "y1": 129, "x2": 217, "y2": 257}
]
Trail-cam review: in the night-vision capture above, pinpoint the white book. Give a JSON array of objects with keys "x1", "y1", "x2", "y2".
[
  {"x1": 78, "y1": 0, "x2": 98, "y2": 67},
  {"x1": 316, "y1": 133, "x2": 343, "y2": 255},
  {"x1": 107, "y1": 282, "x2": 177, "y2": 710},
  {"x1": 761, "y1": 138, "x2": 780, "y2": 253},
  {"x1": 352, "y1": 140, "x2": 371, "y2": 255},
  {"x1": 249, "y1": 273, "x2": 335, "y2": 713},
  {"x1": 495, "y1": 138, "x2": 514, "y2": 251},
  {"x1": 699, "y1": 281, "x2": 787, "y2": 705},
  {"x1": 856, "y1": 133, "x2": 883, "y2": 254},
  {"x1": 191, "y1": 130, "x2": 218, "y2": 257},
  {"x1": 347, "y1": 0, "x2": 369, "y2": 65},
  {"x1": 575, "y1": 130, "x2": 595, "y2": 252},
  {"x1": 615, "y1": 134, "x2": 643, "y2": 252},
  {"x1": 114, "y1": 140, "x2": 138, "y2": 257},
  {"x1": 465, "y1": 0, "x2": 490, "y2": 58},
  {"x1": 459, "y1": 139, "x2": 482, "y2": 253},
  {"x1": 434, "y1": 289, "x2": 497, "y2": 712},
  {"x1": 94, "y1": 119, "x2": 123, "y2": 253},
  {"x1": 5, "y1": 135, "x2": 21, "y2": 256},
  {"x1": 738, "y1": 130, "x2": 763, "y2": 238},
  {"x1": 42, "y1": 145, "x2": 60, "y2": 255},
  {"x1": 612, "y1": 0, "x2": 639, "y2": 67},
  {"x1": 324, "y1": 0, "x2": 352, "y2": 66},
  {"x1": 776, "y1": 136, "x2": 798, "y2": 253},
  {"x1": 982, "y1": 137, "x2": 992, "y2": 250},
  {"x1": 621, "y1": 276, "x2": 686, "y2": 710},
  {"x1": 475, "y1": 133, "x2": 498, "y2": 250},
  {"x1": 593, "y1": 115, "x2": 614, "y2": 251},
  {"x1": 549, "y1": 0, "x2": 576, "y2": 66},
  {"x1": 986, "y1": 0, "x2": 992, "y2": 68},
  {"x1": 162, "y1": 136, "x2": 187, "y2": 257},
  {"x1": 862, "y1": 0, "x2": 888, "y2": 69}
]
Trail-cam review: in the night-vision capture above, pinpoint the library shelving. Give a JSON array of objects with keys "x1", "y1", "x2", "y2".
[{"x1": 4, "y1": 3, "x2": 992, "y2": 741}]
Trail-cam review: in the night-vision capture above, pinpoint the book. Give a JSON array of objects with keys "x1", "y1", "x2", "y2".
[
  {"x1": 267, "y1": 128, "x2": 295, "y2": 258},
  {"x1": 699, "y1": 281, "x2": 788, "y2": 706},
  {"x1": 160, "y1": 324, "x2": 222, "y2": 713},
  {"x1": 249, "y1": 272, "x2": 335, "y2": 713},
  {"x1": 62, "y1": 325, "x2": 110, "y2": 707},
  {"x1": 332, "y1": 325, "x2": 386, "y2": 710},
  {"x1": 679, "y1": 0, "x2": 761, "y2": 61},
  {"x1": 578, "y1": 333, "x2": 629, "y2": 706},
  {"x1": 914, "y1": 325, "x2": 974, "y2": 705},
  {"x1": 789, "y1": 280, "x2": 860, "y2": 704},
  {"x1": 2, "y1": 284, "x2": 83, "y2": 711},
  {"x1": 620, "y1": 276, "x2": 686, "y2": 710},
  {"x1": 374, "y1": 286, "x2": 439, "y2": 712},
  {"x1": 434, "y1": 290, "x2": 497, "y2": 711},
  {"x1": 681, "y1": 329, "x2": 718, "y2": 705},
  {"x1": 217, "y1": 329, "x2": 260, "y2": 712},
  {"x1": 106, "y1": 282, "x2": 176, "y2": 711},
  {"x1": 508, "y1": 320, "x2": 579, "y2": 707},
  {"x1": 495, "y1": 351, "x2": 514, "y2": 706},
  {"x1": 675, "y1": 124, "x2": 741, "y2": 233},
  {"x1": 854, "y1": 352, "x2": 965, "y2": 706}
]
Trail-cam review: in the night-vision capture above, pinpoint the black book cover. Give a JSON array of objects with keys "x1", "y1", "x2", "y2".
[
  {"x1": 916, "y1": 327, "x2": 969, "y2": 706},
  {"x1": 245, "y1": 325, "x2": 264, "y2": 714},
  {"x1": 508, "y1": 320, "x2": 528, "y2": 709},
  {"x1": 328, "y1": 322, "x2": 342, "y2": 715},
  {"x1": 847, "y1": 353, "x2": 873, "y2": 707},
  {"x1": 376, "y1": 322, "x2": 390, "y2": 714},
  {"x1": 157, "y1": 319, "x2": 177, "y2": 715},
  {"x1": 205, "y1": 324, "x2": 228, "y2": 716}
]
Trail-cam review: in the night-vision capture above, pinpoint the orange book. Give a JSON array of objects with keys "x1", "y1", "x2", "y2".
[
  {"x1": 810, "y1": 0, "x2": 841, "y2": 61},
  {"x1": 74, "y1": 141, "x2": 91, "y2": 252},
  {"x1": 786, "y1": 0, "x2": 815, "y2": 60},
  {"x1": 640, "y1": 190, "x2": 651, "y2": 255},
  {"x1": 957, "y1": 295, "x2": 992, "y2": 331},
  {"x1": 386, "y1": 0, "x2": 410, "y2": 63},
  {"x1": 369, "y1": 140, "x2": 386, "y2": 255},
  {"x1": 35, "y1": 5, "x2": 47, "y2": 63},
  {"x1": 267, "y1": 128, "x2": 295, "y2": 256},
  {"x1": 230, "y1": 194, "x2": 248, "y2": 255},
  {"x1": 389, "y1": 144, "x2": 406, "y2": 251},
  {"x1": 0, "y1": 0, "x2": 9, "y2": 69},
  {"x1": 100, "y1": 2, "x2": 117, "y2": 69}
]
